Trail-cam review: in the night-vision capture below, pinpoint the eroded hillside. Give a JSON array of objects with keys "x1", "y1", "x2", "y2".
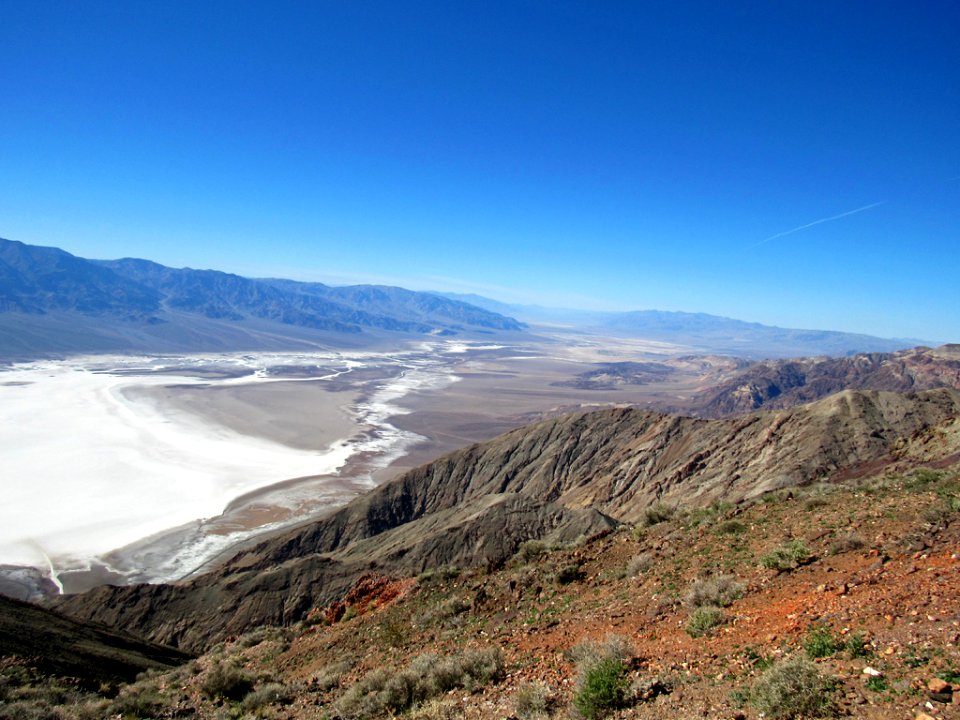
[{"x1": 55, "y1": 388, "x2": 960, "y2": 653}]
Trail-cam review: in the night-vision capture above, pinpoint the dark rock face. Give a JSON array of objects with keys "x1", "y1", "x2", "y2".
[{"x1": 55, "y1": 388, "x2": 960, "y2": 652}]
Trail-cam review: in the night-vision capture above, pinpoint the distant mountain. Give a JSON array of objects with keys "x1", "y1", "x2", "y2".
[
  {"x1": 439, "y1": 292, "x2": 931, "y2": 358},
  {"x1": 0, "y1": 238, "x2": 524, "y2": 358}
]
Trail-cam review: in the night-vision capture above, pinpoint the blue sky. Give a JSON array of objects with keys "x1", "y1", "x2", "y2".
[{"x1": 1, "y1": 1, "x2": 957, "y2": 341}]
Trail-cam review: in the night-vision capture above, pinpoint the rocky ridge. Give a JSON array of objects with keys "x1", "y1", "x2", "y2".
[{"x1": 55, "y1": 387, "x2": 960, "y2": 653}]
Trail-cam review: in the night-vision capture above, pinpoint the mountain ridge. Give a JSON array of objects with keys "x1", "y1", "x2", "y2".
[
  {"x1": 0, "y1": 238, "x2": 524, "y2": 358},
  {"x1": 54, "y1": 386, "x2": 960, "y2": 652}
]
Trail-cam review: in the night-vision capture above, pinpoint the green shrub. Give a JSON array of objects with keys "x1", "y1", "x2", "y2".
[
  {"x1": 685, "y1": 606, "x2": 725, "y2": 638},
  {"x1": 572, "y1": 657, "x2": 629, "y2": 719},
  {"x1": 685, "y1": 575, "x2": 744, "y2": 608},
  {"x1": 751, "y1": 655, "x2": 836, "y2": 718},
  {"x1": 716, "y1": 520, "x2": 747, "y2": 535},
  {"x1": 844, "y1": 631, "x2": 871, "y2": 658},
  {"x1": 864, "y1": 675, "x2": 888, "y2": 692},
  {"x1": 515, "y1": 540, "x2": 549, "y2": 563},
  {"x1": 761, "y1": 540, "x2": 813, "y2": 571},
  {"x1": 804, "y1": 626, "x2": 842, "y2": 659}
]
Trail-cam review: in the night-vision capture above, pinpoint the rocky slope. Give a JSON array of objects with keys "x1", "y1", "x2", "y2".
[
  {"x1": 12, "y1": 457, "x2": 960, "y2": 720},
  {"x1": 0, "y1": 595, "x2": 188, "y2": 686},
  {"x1": 56, "y1": 387, "x2": 960, "y2": 652},
  {"x1": 682, "y1": 344, "x2": 960, "y2": 417}
]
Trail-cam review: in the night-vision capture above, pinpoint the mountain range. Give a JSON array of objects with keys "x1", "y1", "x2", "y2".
[
  {"x1": 0, "y1": 237, "x2": 934, "y2": 359},
  {"x1": 0, "y1": 238, "x2": 523, "y2": 358},
  {"x1": 442, "y1": 292, "x2": 931, "y2": 358}
]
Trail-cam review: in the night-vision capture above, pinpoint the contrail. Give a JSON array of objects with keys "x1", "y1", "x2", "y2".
[{"x1": 752, "y1": 200, "x2": 887, "y2": 248}]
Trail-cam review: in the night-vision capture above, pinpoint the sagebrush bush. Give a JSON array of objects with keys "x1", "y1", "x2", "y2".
[
  {"x1": 685, "y1": 575, "x2": 743, "y2": 608},
  {"x1": 643, "y1": 502, "x2": 675, "y2": 526},
  {"x1": 514, "y1": 681, "x2": 555, "y2": 719},
  {"x1": 625, "y1": 552, "x2": 653, "y2": 577},
  {"x1": 312, "y1": 660, "x2": 352, "y2": 692},
  {"x1": 241, "y1": 682, "x2": 293, "y2": 711},
  {"x1": 109, "y1": 680, "x2": 166, "y2": 718},
  {"x1": 201, "y1": 661, "x2": 256, "y2": 701},
  {"x1": 336, "y1": 647, "x2": 504, "y2": 719},
  {"x1": 685, "y1": 606, "x2": 725, "y2": 638},
  {"x1": 751, "y1": 655, "x2": 836, "y2": 718}
]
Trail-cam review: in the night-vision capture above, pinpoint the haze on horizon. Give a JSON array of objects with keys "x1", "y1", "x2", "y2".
[{"x1": 1, "y1": 1, "x2": 957, "y2": 341}]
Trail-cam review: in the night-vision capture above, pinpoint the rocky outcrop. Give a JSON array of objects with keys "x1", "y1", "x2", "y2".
[
  {"x1": 56, "y1": 388, "x2": 960, "y2": 651},
  {"x1": 690, "y1": 345, "x2": 960, "y2": 417}
]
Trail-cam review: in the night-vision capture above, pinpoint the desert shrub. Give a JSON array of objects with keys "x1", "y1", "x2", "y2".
[
  {"x1": 625, "y1": 552, "x2": 653, "y2": 577},
  {"x1": 514, "y1": 681, "x2": 556, "y2": 719},
  {"x1": 241, "y1": 682, "x2": 293, "y2": 711},
  {"x1": 416, "y1": 566, "x2": 460, "y2": 584},
  {"x1": 312, "y1": 660, "x2": 352, "y2": 692},
  {"x1": 567, "y1": 635, "x2": 633, "y2": 718},
  {"x1": 716, "y1": 519, "x2": 746, "y2": 535},
  {"x1": 829, "y1": 532, "x2": 865, "y2": 555},
  {"x1": 0, "y1": 699, "x2": 60, "y2": 720},
  {"x1": 751, "y1": 655, "x2": 836, "y2": 718},
  {"x1": 555, "y1": 563, "x2": 585, "y2": 585},
  {"x1": 336, "y1": 647, "x2": 504, "y2": 719},
  {"x1": 843, "y1": 631, "x2": 871, "y2": 658},
  {"x1": 685, "y1": 606, "x2": 725, "y2": 638},
  {"x1": 109, "y1": 680, "x2": 166, "y2": 718},
  {"x1": 643, "y1": 503, "x2": 676, "y2": 526},
  {"x1": 235, "y1": 625, "x2": 292, "y2": 650},
  {"x1": 685, "y1": 575, "x2": 743, "y2": 608},
  {"x1": 905, "y1": 467, "x2": 945, "y2": 489},
  {"x1": 407, "y1": 697, "x2": 460, "y2": 720},
  {"x1": 804, "y1": 626, "x2": 842, "y2": 659},
  {"x1": 761, "y1": 540, "x2": 813, "y2": 571},
  {"x1": 572, "y1": 657, "x2": 629, "y2": 719},
  {"x1": 201, "y1": 661, "x2": 256, "y2": 701},
  {"x1": 515, "y1": 540, "x2": 549, "y2": 563}
]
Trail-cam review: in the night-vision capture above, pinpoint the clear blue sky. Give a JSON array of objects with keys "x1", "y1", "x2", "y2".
[{"x1": 1, "y1": 1, "x2": 957, "y2": 341}]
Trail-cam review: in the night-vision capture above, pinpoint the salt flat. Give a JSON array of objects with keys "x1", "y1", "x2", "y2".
[{"x1": 0, "y1": 346, "x2": 463, "y2": 586}]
